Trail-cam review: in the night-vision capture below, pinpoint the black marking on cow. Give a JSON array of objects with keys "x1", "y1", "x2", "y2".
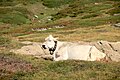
[{"x1": 49, "y1": 41, "x2": 57, "y2": 55}]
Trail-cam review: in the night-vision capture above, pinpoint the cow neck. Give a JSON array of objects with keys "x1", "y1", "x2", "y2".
[
  {"x1": 53, "y1": 41, "x2": 57, "y2": 52},
  {"x1": 56, "y1": 41, "x2": 67, "y2": 51},
  {"x1": 49, "y1": 41, "x2": 57, "y2": 55}
]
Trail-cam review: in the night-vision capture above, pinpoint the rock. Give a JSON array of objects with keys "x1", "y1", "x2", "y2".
[
  {"x1": 114, "y1": 23, "x2": 120, "y2": 28},
  {"x1": 94, "y1": 41, "x2": 120, "y2": 62},
  {"x1": 62, "y1": 41, "x2": 120, "y2": 62},
  {"x1": 104, "y1": 50, "x2": 120, "y2": 62},
  {"x1": 113, "y1": 13, "x2": 120, "y2": 16},
  {"x1": 10, "y1": 42, "x2": 49, "y2": 56},
  {"x1": 21, "y1": 41, "x2": 33, "y2": 44},
  {"x1": 110, "y1": 42, "x2": 120, "y2": 53},
  {"x1": 97, "y1": 41, "x2": 113, "y2": 51}
]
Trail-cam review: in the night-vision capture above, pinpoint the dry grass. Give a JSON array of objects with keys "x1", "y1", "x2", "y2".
[{"x1": 16, "y1": 24, "x2": 120, "y2": 42}]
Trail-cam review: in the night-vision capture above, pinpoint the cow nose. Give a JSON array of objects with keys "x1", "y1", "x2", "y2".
[{"x1": 42, "y1": 45, "x2": 47, "y2": 49}]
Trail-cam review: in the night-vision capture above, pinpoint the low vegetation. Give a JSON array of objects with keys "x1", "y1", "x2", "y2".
[
  {"x1": 0, "y1": 52, "x2": 120, "y2": 80},
  {"x1": 42, "y1": 0, "x2": 74, "y2": 8},
  {"x1": 0, "y1": 0, "x2": 120, "y2": 80}
]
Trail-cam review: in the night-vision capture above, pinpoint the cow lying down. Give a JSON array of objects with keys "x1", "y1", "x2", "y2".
[{"x1": 42, "y1": 35, "x2": 106, "y2": 61}]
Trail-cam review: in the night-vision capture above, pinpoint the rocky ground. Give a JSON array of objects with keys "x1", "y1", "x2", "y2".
[{"x1": 10, "y1": 41, "x2": 120, "y2": 62}]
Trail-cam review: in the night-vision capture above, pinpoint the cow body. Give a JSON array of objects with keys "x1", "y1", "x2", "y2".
[
  {"x1": 52, "y1": 41, "x2": 106, "y2": 61},
  {"x1": 42, "y1": 35, "x2": 106, "y2": 61}
]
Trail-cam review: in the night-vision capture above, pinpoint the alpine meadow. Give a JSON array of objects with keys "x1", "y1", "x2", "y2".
[{"x1": 0, "y1": 0, "x2": 120, "y2": 80}]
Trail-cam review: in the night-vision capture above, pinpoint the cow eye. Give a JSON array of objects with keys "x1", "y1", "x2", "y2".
[{"x1": 49, "y1": 40, "x2": 52, "y2": 42}]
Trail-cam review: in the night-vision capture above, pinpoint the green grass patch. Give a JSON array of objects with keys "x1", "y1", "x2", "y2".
[
  {"x1": 42, "y1": 0, "x2": 74, "y2": 8},
  {"x1": 0, "y1": 0, "x2": 41, "y2": 6},
  {"x1": 106, "y1": 1, "x2": 120, "y2": 15},
  {"x1": 0, "y1": 7, "x2": 31, "y2": 25},
  {"x1": 84, "y1": 4, "x2": 112, "y2": 13},
  {"x1": 81, "y1": 13, "x2": 100, "y2": 19},
  {"x1": 51, "y1": 0, "x2": 112, "y2": 20},
  {"x1": 1, "y1": 13, "x2": 30, "y2": 25},
  {"x1": 73, "y1": 15, "x2": 120, "y2": 27}
]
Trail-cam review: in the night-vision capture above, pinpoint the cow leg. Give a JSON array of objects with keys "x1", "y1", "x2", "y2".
[
  {"x1": 54, "y1": 56, "x2": 68, "y2": 61},
  {"x1": 90, "y1": 46, "x2": 106, "y2": 61},
  {"x1": 54, "y1": 50, "x2": 68, "y2": 61}
]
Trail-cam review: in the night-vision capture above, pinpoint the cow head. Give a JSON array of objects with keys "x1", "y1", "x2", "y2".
[{"x1": 42, "y1": 35, "x2": 58, "y2": 55}]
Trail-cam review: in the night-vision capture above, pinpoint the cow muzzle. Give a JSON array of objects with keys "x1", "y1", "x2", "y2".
[{"x1": 49, "y1": 48, "x2": 54, "y2": 55}]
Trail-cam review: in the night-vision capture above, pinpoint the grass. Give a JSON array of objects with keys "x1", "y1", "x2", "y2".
[
  {"x1": 0, "y1": 36, "x2": 10, "y2": 47},
  {"x1": 1, "y1": 13, "x2": 30, "y2": 25},
  {"x1": 0, "y1": 7, "x2": 31, "y2": 25},
  {"x1": 0, "y1": 0, "x2": 41, "y2": 6},
  {"x1": 42, "y1": 0, "x2": 74, "y2": 8},
  {"x1": 1, "y1": 53, "x2": 119, "y2": 80},
  {"x1": 15, "y1": 24, "x2": 120, "y2": 42},
  {"x1": 106, "y1": 1, "x2": 120, "y2": 15},
  {"x1": 1, "y1": 50, "x2": 120, "y2": 80},
  {"x1": 0, "y1": 0, "x2": 120, "y2": 80},
  {"x1": 81, "y1": 13, "x2": 100, "y2": 19},
  {"x1": 51, "y1": 0, "x2": 113, "y2": 20}
]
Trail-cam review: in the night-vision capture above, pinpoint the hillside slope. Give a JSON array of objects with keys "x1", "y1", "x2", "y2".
[
  {"x1": 0, "y1": 0, "x2": 120, "y2": 25},
  {"x1": 0, "y1": 0, "x2": 120, "y2": 80}
]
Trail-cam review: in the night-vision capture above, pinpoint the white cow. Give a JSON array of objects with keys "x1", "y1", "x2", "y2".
[{"x1": 42, "y1": 35, "x2": 106, "y2": 61}]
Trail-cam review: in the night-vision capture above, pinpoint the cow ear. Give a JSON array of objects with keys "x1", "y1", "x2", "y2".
[
  {"x1": 45, "y1": 35, "x2": 53, "y2": 40},
  {"x1": 47, "y1": 35, "x2": 58, "y2": 41},
  {"x1": 45, "y1": 37, "x2": 48, "y2": 41}
]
